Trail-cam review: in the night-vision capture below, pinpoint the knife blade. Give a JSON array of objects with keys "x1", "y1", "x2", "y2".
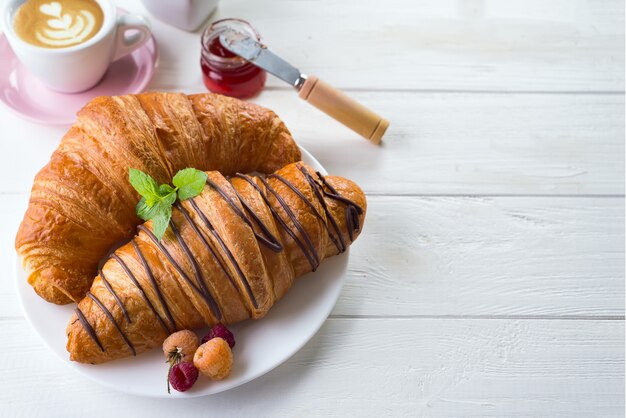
[
  {"x1": 219, "y1": 29, "x2": 389, "y2": 144},
  {"x1": 220, "y1": 30, "x2": 306, "y2": 89}
]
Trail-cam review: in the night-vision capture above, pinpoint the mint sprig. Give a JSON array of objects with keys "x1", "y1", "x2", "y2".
[{"x1": 129, "y1": 168, "x2": 208, "y2": 241}]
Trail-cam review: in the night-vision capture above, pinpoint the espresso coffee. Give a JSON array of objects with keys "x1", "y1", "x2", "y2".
[{"x1": 13, "y1": 0, "x2": 103, "y2": 48}]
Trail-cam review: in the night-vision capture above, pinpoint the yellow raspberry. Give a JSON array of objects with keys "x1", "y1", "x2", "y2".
[
  {"x1": 163, "y1": 330, "x2": 199, "y2": 364},
  {"x1": 193, "y1": 338, "x2": 233, "y2": 380}
]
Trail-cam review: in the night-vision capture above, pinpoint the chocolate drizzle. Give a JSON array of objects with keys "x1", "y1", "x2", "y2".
[
  {"x1": 111, "y1": 252, "x2": 171, "y2": 334},
  {"x1": 87, "y1": 292, "x2": 136, "y2": 356},
  {"x1": 188, "y1": 198, "x2": 259, "y2": 310},
  {"x1": 270, "y1": 172, "x2": 345, "y2": 253},
  {"x1": 174, "y1": 202, "x2": 239, "y2": 292},
  {"x1": 138, "y1": 224, "x2": 222, "y2": 320},
  {"x1": 235, "y1": 173, "x2": 320, "y2": 271},
  {"x1": 206, "y1": 178, "x2": 282, "y2": 252},
  {"x1": 258, "y1": 175, "x2": 320, "y2": 270},
  {"x1": 169, "y1": 220, "x2": 222, "y2": 319},
  {"x1": 315, "y1": 170, "x2": 363, "y2": 241},
  {"x1": 100, "y1": 269, "x2": 131, "y2": 323},
  {"x1": 74, "y1": 306, "x2": 104, "y2": 352},
  {"x1": 131, "y1": 240, "x2": 176, "y2": 330},
  {"x1": 296, "y1": 165, "x2": 363, "y2": 245},
  {"x1": 76, "y1": 165, "x2": 363, "y2": 355}
]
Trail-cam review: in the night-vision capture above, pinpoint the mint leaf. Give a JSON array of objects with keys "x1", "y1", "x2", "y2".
[
  {"x1": 150, "y1": 205, "x2": 172, "y2": 241},
  {"x1": 130, "y1": 167, "x2": 207, "y2": 241},
  {"x1": 137, "y1": 186, "x2": 176, "y2": 221},
  {"x1": 136, "y1": 197, "x2": 158, "y2": 221},
  {"x1": 159, "y1": 184, "x2": 175, "y2": 196},
  {"x1": 158, "y1": 184, "x2": 177, "y2": 206},
  {"x1": 173, "y1": 168, "x2": 207, "y2": 201},
  {"x1": 129, "y1": 168, "x2": 159, "y2": 203}
]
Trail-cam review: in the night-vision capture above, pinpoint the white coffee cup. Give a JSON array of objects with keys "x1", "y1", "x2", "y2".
[{"x1": 2, "y1": 0, "x2": 152, "y2": 93}]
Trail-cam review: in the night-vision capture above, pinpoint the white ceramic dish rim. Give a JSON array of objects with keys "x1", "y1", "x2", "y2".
[{"x1": 15, "y1": 146, "x2": 349, "y2": 398}]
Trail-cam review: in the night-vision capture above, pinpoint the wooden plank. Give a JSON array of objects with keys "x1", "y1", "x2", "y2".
[
  {"x1": 253, "y1": 91, "x2": 625, "y2": 196},
  {"x1": 0, "y1": 194, "x2": 27, "y2": 318},
  {"x1": 0, "y1": 92, "x2": 623, "y2": 195},
  {"x1": 336, "y1": 195, "x2": 625, "y2": 317},
  {"x1": 1, "y1": 0, "x2": 622, "y2": 92},
  {"x1": 2, "y1": 195, "x2": 623, "y2": 318},
  {"x1": 0, "y1": 318, "x2": 622, "y2": 417},
  {"x1": 0, "y1": 117, "x2": 67, "y2": 194},
  {"x1": 133, "y1": 0, "x2": 625, "y2": 92}
]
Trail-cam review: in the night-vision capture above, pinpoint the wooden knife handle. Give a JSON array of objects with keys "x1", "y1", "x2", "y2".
[{"x1": 298, "y1": 76, "x2": 389, "y2": 144}]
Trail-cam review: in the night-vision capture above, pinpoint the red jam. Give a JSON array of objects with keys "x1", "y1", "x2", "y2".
[
  {"x1": 207, "y1": 36, "x2": 237, "y2": 58},
  {"x1": 200, "y1": 19, "x2": 266, "y2": 99}
]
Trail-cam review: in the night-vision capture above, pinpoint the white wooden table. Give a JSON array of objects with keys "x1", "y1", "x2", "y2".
[{"x1": 0, "y1": 0, "x2": 624, "y2": 416}]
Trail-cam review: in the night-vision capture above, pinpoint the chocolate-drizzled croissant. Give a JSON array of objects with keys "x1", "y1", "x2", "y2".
[
  {"x1": 66, "y1": 162, "x2": 366, "y2": 364},
  {"x1": 15, "y1": 92, "x2": 300, "y2": 305}
]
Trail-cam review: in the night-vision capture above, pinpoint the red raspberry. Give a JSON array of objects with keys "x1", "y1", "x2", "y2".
[
  {"x1": 202, "y1": 323, "x2": 235, "y2": 348},
  {"x1": 168, "y1": 362, "x2": 198, "y2": 393}
]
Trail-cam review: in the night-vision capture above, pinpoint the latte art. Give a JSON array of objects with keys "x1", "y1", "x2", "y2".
[
  {"x1": 13, "y1": 0, "x2": 104, "y2": 49},
  {"x1": 37, "y1": 2, "x2": 96, "y2": 46}
]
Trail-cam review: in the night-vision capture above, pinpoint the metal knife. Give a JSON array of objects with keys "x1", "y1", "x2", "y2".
[{"x1": 220, "y1": 30, "x2": 389, "y2": 144}]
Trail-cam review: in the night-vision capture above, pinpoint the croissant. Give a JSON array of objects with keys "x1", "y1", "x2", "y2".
[
  {"x1": 15, "y1": 92, "x2": 300, "y2": 305},
  {"x1": 66, "y1": 162, "x2": 366, "y2": 364}
]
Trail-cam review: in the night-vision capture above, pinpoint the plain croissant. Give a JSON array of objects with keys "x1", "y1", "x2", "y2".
[
  {"x1": 66, "y1": 162, "x2": 366, "y2": 364},
  {"x1": 15, "y1": 92, "x2": 300, "y2": 305}
]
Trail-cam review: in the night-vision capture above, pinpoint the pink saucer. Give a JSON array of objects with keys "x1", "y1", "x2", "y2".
[{"x1": 0, "y1": 32, "x2": 158, "y2": 125}]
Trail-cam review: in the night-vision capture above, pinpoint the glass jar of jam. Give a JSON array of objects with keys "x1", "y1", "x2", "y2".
[{"x1": 200, "y1": 19, "x2": 267, "y2": 99}]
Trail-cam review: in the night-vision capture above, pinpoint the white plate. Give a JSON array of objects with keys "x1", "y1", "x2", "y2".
[{"x1": 15, "y1": 147, "x2": 348, "y2": 398}]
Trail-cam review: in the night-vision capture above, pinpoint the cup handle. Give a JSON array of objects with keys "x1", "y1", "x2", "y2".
[{"x1": 112, "y1": 14, "x2": 152, "y2": 62}]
